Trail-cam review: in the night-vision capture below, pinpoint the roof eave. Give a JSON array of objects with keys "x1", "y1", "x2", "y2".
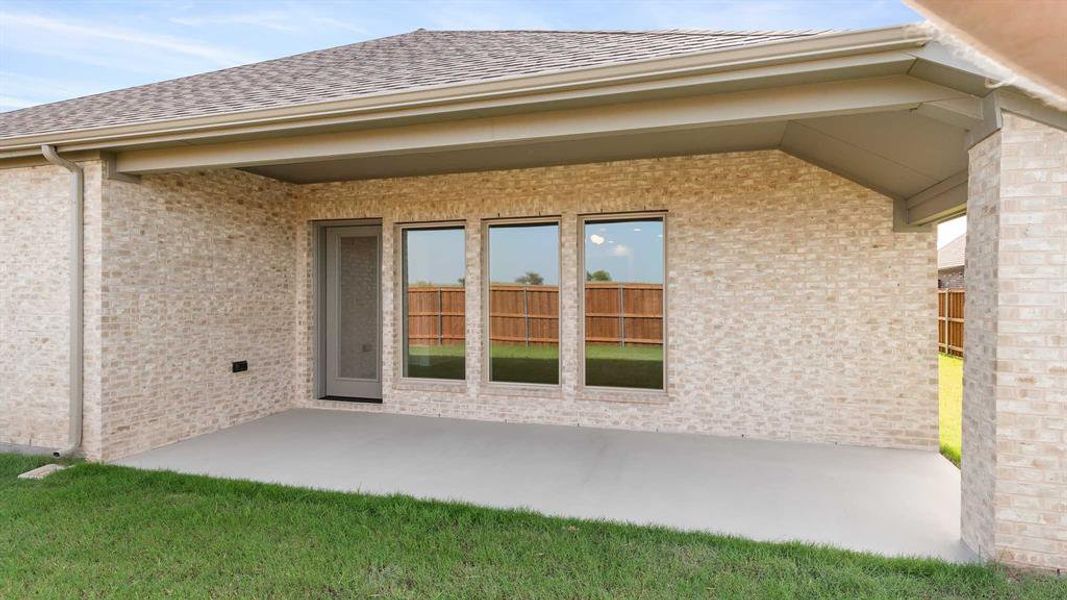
[{"x1": 0, "y1": 25, "x2": 930, "y2": 158}]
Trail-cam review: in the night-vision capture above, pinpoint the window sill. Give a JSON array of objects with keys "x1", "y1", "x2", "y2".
[
  {"x1": 481, "y1": 382, "x2": 563, "y2": 399},
  {"x1": 393, "y1": 378, "x2": 468, "y2": 394}
]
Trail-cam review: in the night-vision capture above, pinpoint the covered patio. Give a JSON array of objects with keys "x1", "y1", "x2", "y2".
[
  {"x1": 116, "y1": 409, "x2": 972, "y2": 562},
  {"x1": 3, "y1": 25, "x2": 1064, "y2": 570}
]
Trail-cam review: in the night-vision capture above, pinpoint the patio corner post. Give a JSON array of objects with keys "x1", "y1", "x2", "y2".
[
  {"x1": 41, "y1": 144, "x2": 84, "y2": 459},
  {"x1": 961, "y1": 113, "x2": 1067, "y2": 571}
]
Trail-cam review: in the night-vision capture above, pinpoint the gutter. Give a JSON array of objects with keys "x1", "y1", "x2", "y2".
[
  {"x1": 0, "y1": 25, "x2": 929, "y2": 158},
  {"x1": 40, "y1": 145, "x2": 83, "y2": 458}
]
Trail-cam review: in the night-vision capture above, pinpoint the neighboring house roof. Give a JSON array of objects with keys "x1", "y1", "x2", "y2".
[
  {"x1": 0, "y1": 29, "x2": 826, "y2": 139},
  {"x1": 938, "y1": 234, "x2": 966, "y2": 270}
]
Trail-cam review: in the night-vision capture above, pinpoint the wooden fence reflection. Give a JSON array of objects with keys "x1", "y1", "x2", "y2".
[{"x1": 406, "y1": 283, "x2": 664, "y2": 346}]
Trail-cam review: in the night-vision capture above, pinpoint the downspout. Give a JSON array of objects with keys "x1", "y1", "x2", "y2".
[{"x1": 41, "y1": 145, "x2": 83, "y2": 458}]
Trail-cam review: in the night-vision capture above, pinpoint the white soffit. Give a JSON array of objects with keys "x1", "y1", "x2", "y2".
[
  {"x1": 243, "y1": 108, "x2": 969, "y2": 211},
  {"x1": 782, "y1": 110, "x2": 968, "y2": 199},
  {"x1": 243, "y1": 122, "x2": 788, "y2": 183}
]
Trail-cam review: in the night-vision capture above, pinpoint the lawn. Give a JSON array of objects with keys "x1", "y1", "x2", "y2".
[
  {"x1": 2, "y1": 453, "x2": 1064, "y2": 598},
  {"x1": 408, "y1": 343, "x2": 663, "y2": 389},
  {"x1": 940, "y1": 354, "x2": 963, "y2": 467}
]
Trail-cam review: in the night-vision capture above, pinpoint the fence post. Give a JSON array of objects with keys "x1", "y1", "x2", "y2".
[
  {"x1": 938, "y1": 290, "x2": 944, "y2": 354},
  {"x1": 436, "y1": 287, "x2": 444, "y2": 346},
  {"x1": 936, "y1": 288, "x2": 965, "y2": 358},
  {"x1": 523, "y1": 286, "x2": 530, "y2": 347},
  {"x1": 618, "y1": 284, "x2": 626, "y2": 347}
]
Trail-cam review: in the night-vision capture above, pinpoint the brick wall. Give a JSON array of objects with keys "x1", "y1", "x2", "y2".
[
  {"x1": 938, "y1": 267, "x2": 965, "y2": 289},
  {"x1": 98, "y1": 170, "x2": 299, "y2": 460},
  {"x1": 294, "y1": 150, "x2": 939, "y2": 450},
  {"x1": 0, "y1": 162, "x2": 104, "y2": 455},
  {"x1": 1, "y1": 150, "x2": 938, "y2": 461},
  {"x1": 963, "y1": 114, "x2": 1067, "y2": 571},
  {"x1": 962, "y1": 129, "x2": 1001, "y2": 560}
]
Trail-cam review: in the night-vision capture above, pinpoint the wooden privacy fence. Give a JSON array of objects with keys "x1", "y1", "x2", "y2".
[
  {"x1": 938, "y1": 288, "x2": 964, "y2": 357},
  {"x1": 584, "y1": 283, "x2": 663, "y2": 346},
  {"x1": 406, "y1": 286, "x2": 466, "y2": 345},
  {"x1": 487, "y1": 284, "x2": 561, "y2": 345},
  {"x1": 406, "y1": 283, "x2": 664, "y2": 346}
]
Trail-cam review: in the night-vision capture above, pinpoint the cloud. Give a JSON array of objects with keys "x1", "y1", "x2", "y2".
[
  {"x1": 606, "y1": 0, "x2": 918, "y2": 31},
  {"x1": 169, "y1": 9, "x2": 367, "y2": 34},
  {"x1": 0, "y1": 95, "x2": 37, "y2": 112},
  {"x1": 415, "y1": 0, "x2": 555, "y2": 30},
  {"x1": 0, "y1": 0, "x2": 923, "y2": 110},
  {"x1": 170, "y1": 12, "x2": 302, "y2": 32},
  {"x1": 0, "y1": 71, "x2": 104, "y2": 99},
  {"x1": 0, "y1": 11, "x2": 261, "y2": 76},
  {"x1": 0, "y1": 72, "x2": 113, "y2": 110}
]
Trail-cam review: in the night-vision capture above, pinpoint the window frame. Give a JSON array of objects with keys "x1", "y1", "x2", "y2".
[
  {"x1": 577, "y1": 211, "x2": 668, "y2": 394},
  {"x1": 481, "y1": 216, "x2": 564, "y2": 389},
  {"x1": 396, "y1": 220, "x2": 469, "y2": 385}
]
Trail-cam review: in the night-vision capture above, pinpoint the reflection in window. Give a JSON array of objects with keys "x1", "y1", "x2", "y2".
[
  {"x1": 402, "y1": 226, "x2": 466, "y2": 380},
  {"x1": 487, "y1": 222, "x2": 560, "y2": 384},
  {"x1": 583, "y1": 216, "x2": 664, "y2": 389}
]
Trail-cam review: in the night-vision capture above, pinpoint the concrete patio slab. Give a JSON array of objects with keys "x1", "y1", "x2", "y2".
[{"x1": 116, "y1": 409, "x2": 973, "y2": 562}]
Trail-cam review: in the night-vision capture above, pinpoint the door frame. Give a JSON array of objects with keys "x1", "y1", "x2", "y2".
[{"x1": 312, "y1": 218, "x2": 383, "y2": 402}]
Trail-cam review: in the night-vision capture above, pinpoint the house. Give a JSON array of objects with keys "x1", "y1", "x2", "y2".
[
  {"x1": 938, "y1": 233, "x2": 965, "y2": 288},
  {"x1": 0, "y1": 26, "x2": 1064, "y2": 570}
]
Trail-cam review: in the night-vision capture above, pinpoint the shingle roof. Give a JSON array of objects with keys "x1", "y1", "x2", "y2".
[
  {"x1": 0, "y1": 29, "x2": 827, "y2": 139},
  {"x1": 938, "y1": 234, "x2": 966, "y2": 270}
]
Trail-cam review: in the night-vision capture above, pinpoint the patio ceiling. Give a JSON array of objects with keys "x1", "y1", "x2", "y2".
[
  {"x1": 110, "y1": 71, "x2": 982, "y2": 227},
  {"x1": 239, "y1": 106, "x2": 969, "y2": 224}
]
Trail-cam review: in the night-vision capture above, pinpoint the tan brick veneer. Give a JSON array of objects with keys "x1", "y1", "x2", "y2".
[
  {"x1": 0, "y1": 162, "x2": 104, "y2": 456},
  {"x1": 295, "y1": 150, "x2": 939, "y2": 450},
  {"x1": 2, "y1": 150, "x2": 937, "y2": 460},
  {"x1": 99, "y1": 170, "x2": 298, "y2": 460},
  {"x1": 963, "y1": 114, "x2": 1067, "y2": 571}
]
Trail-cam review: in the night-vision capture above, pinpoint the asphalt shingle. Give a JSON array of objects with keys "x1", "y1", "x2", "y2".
[
  {"x1": 0, "y1": 29, "x2": 826, "y2": 139},
  {"x1": 938, "y1": 234, "x2": 966, "y2": 270}
]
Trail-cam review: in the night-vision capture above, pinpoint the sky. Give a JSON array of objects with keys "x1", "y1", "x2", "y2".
[
  {"x1": 410, "y1": 215, "x2": 959, "y2": 285},
  {"x1": 405, "y1": 227, "x2": 466, "y2": 285},
  {"x1": 0, "y1": 0, "x2": 922, "y2": 112},
  {"x1": 489, "y1": 224, "x2": 561, "y2": 285},
  {"x1": 938, "y1": 215, "x2": 966, "y2": 248},
  {"x1": 584, "y1": 219, "x2": 664, "y2": 283},
  {"x1": 405, "y1": 219, "x2": 666, "y2": 287}
]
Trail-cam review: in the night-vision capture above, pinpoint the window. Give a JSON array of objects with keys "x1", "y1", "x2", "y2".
[
  {"x1": 486, "y1": 221, "x2": 560, "y2": 385},
  {"x1": 582, "y1": 215, "x2": 665, "y2": 390},
  {"x1": 402, "y1": 225, "x2": 466, "y2": 380}
]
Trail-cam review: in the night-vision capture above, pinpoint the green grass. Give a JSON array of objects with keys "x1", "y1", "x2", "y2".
[
  {"x1": 489, "y1": 343, "x2": 561, "y2": 384},
  {"x1": 405, "y1": 343, "x2": 467, "y2": 379},
  {"x1": 583, "y1": 344, "x2": 663, "y2": 389},
  {"x1": 2, "y1": 453, "x2": 1063, "y2": 599},
  {"x1": 407, "y1": 343, "x2": 663, "y2": 388},
  {"x1": 940, "y1": 354, "x2": 963, "y2": 467}
]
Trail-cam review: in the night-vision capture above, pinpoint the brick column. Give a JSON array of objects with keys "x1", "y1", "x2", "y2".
[{"x1": 962, "y1": 113, "x2": 1066, "y2": 571}]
